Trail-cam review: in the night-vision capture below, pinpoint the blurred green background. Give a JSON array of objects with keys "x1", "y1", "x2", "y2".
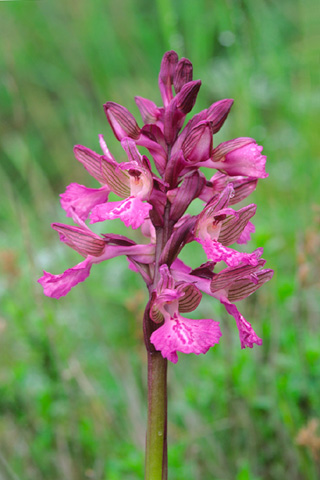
[{"x1": 0, "y1": 0, "x2": 319, "y2": 479}]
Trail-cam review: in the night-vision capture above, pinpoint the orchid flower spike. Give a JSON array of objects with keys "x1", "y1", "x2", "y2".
[{"x1": 39, "y1": 50, "x2": 272, "y2": 362}]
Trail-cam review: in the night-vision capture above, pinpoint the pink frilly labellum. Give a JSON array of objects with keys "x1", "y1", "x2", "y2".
[
  {"x1": 90, "y1": 196, "x2": 153, "y2": 229},
  {"x1": 149, "y1": 266, "x2": 222, "y2": 363},
  {"x1": 39, "y1": 50, "x2": 273, "y2": 363}
]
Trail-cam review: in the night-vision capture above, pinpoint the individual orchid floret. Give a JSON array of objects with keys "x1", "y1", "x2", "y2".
[
  {"x1": 90, "y1": 139, "x2": 153, "y2": 229},
  {"x1": 60, "y1": 143, "x2": 114, "y2": 223},
  {"x1": 38, "y1": 223, "x2": 155, "y2": 298},
  {"x1": 206, "y1": 138, "x2": 268, "y2": 178},
  {"x1": 170, "y1": 256, "x2": 272, "y2": 349},
  {"x1": 149, "y1": 266, "x2": 222, "y2": 363},
  {"x1": 194, "y1": 185, "x2": 259, "y2": 267},
  {"x1": 199, "y1": 172, "x2": 258, "y2": 205}
]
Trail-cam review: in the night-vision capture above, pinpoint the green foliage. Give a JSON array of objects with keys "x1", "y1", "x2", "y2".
[{"x1": 0, "y1": 0, "x2": 319, "y2": 479}]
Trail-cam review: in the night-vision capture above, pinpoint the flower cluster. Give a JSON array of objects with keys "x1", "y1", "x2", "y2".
[{"x1": 38, "y1": 51, "x2": 273, "y2": 363}]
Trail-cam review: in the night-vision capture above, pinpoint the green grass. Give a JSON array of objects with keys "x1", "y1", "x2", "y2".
[{"x1": 0, "y1": 0, "x2": 319, "y2": 479}]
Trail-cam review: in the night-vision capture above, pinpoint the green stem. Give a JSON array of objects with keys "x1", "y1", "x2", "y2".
[{"x1": 145, "y1": 351, "x2": 168, "y2": 480}]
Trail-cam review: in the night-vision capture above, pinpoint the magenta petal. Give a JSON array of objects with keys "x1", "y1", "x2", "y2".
[
  {"x1": 237, "y1": 221, "x2": 255, "y2": 244},
  {"x1": 198, "y1": 238, "x2": 259, "y2": 267},
  {"x1": 90, "y1": 197, "x2": 152, "y2": 229},
  {"x1": 223, "y1": 301, "x2": 262, "y2": 348},
  {"x1": 60, "y1": 183, "x2": 110, "y2": 222},
  {"x1": 38, "y1": 258, "x2": 92, "y2": 299},
  {"x1": 150, "y1": 313, "x2": 222, "y2": 363},
  {"x1": 135, "y1": 96, "x2": 160, "y2": 124}
]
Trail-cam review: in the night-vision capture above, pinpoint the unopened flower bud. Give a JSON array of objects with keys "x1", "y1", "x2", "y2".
[
  {"x1": 173, "y1": 57, "x2": 193, "y2": 93},
  {"x1": 104, "y1": 102, "x2": 140, "y2": 140},
  {"x1": 182, "y1": 121, "x2": 212, "y2": 163},
  {"x1": 207, "y1": 99, "x2": 234, "y2": 133},
  {"x1": 158, "y1": 50, "x2": 179, "y2": 106},
  {"x1": 176, "y1": 80, "x2": 201, "y2": 114}
]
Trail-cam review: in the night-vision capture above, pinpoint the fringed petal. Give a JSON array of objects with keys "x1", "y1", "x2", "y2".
[
  {"x1": 150, "y1": 313, "x2": 222, "y2": 363},
  {"x1": 197, "y1": 238, "x2": 259, "y2": 267},
  {"x1": 38, "y1": 258, "x2": 92, "y2": 299},
  {"x1": 223, "y1": 301, "x2": 263, "y2": 348},
  {"x1": 90, "y1": 197, "x2": 152, "y2": 229}
]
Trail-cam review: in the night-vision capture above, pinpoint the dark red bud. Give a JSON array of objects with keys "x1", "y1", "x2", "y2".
[
  {"x1": 207, "y1": 99, "x2": 234, "y2": 134},
  {"x1": 159, "y1": 50, "x2": 179, "y2": 84},
  {"x1": 182, "y1": 121, "x2": 212, "y2": 163},
  {"x1": 176, "y1": 80, "x2": 201, "y2": 114},
  {"x1": 173, "y1": 57, "x2": 193, "y2": 93}
]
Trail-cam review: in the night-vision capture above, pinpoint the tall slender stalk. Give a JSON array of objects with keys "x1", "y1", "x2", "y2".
[
  {"x1": 145, "y1": 351, "x2": 167, "y2": 480},
  {"x1": 144, "y1": 198, "x2": 172, "y2": 479}
]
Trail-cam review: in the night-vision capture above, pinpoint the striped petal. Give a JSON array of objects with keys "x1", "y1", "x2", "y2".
[
  {"x1": 73, "y1": 145, "x2": 107, "y2": 184},
  {"x1": 212, "y1": 138, "x2": 254, "y2": 161},
  {"x1": 52, "y1": 223, "x2": 106, "y2": 257},
  {"x1": 100, "y1": 156, "x2": 130, "y2": 198},
  {"x1": 218, "y1": 204, "x2": 256, "y2": 246},
  {"x1": 210, "y1": 254, "x2": 265, "y2": 293},
  {"x1": 228, "y1": 269, "x2": 274, "y2": 302},
  {"x1": 176, "y1": 282, "x2": 202, "y2": 313}
]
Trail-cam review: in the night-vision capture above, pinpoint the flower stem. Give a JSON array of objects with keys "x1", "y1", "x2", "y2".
[{"x1": 145, "y1": 351, "x2": 168, "y2": 480}]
